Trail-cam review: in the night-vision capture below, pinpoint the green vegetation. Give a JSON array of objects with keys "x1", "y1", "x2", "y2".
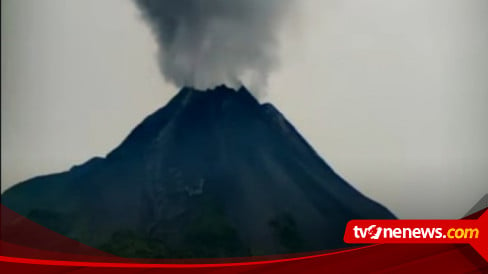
[
  {"x1": 99, "y1": 198, "x2": 248, "y2": 258},
  {"x1": 99, "y1": 230, "x2": 169, "y2": 258},
  {"x1": 269, "y1": 212, "x2": 304, "y2": 252},
  {"x1": 182, "y1": 200, "x2": 247, "y2": 258}
]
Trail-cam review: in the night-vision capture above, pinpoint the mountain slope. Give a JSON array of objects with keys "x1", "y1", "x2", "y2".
[{"x1": 2, "y1": 85, "x2": 395, "y2": 258}]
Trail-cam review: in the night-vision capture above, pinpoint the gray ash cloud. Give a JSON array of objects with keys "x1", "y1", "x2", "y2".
[{"x1": 134, "y1": 0, "x2": 291, "y2": 92}]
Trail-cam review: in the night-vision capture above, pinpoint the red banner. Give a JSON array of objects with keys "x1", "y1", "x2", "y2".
[
  {"x1": 344, "y1": 210, "x2": 488, "y2": 261},
  {"x1": 1, "y1": 204, "x2": 487, "y2": 272}
]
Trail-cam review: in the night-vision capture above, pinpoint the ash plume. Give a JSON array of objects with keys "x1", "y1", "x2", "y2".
[{"x1": 134, "y1": 0, "x2": 291, "y2": 92}]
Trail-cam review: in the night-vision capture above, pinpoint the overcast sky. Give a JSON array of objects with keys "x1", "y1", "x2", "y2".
[{"x1": 2, "y1": 0, "x2": 487, "y2": 219}]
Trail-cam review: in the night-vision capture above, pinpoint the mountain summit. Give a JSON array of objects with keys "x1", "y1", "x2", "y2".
[{"x1": 2, "y1": 86, "x2": 395, "y2": 258}]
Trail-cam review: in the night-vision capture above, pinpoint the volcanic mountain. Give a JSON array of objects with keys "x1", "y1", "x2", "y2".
[{"x1": 2, "y1": 86, "x2": 395, "y2": 258}]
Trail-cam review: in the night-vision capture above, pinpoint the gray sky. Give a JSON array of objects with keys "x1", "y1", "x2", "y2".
[{"x1": 2, "y1": 0, "x2": 487, "y2": 219}]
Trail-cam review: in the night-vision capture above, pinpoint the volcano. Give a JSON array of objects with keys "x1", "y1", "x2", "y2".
[{"x1": 2, "y1": 86, "x2": 395, "y2": 258}]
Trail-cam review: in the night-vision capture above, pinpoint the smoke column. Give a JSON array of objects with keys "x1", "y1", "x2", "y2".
[{"x1": 134, "y1": 0, "x2": 291, "y2": 92}]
